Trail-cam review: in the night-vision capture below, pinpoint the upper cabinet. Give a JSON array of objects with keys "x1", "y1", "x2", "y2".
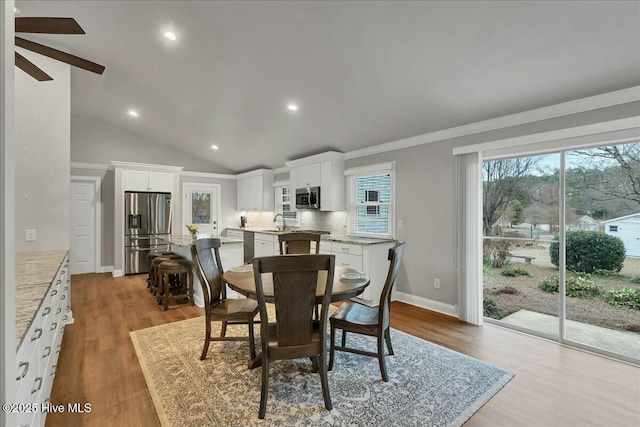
[
  {"x1": 237, "y1": 169, "x2": 274, "y2": 211},
  {"x1": 286, "y1": 151, "x2": 345, "y2": 211},
  {"x1": 123, "y1": 170, "x2": 174, "y2": 192}
]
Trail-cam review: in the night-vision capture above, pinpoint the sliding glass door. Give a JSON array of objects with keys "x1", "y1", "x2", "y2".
[{"x1": 482, "y1": 142, "x2": 640, "y2": 364}]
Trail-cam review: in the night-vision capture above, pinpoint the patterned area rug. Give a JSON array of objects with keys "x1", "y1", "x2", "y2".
[{"x1": 130, "y1": 313, "x2": 512, "y2": 426}]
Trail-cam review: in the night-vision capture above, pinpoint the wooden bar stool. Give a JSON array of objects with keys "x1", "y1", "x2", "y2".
[
  {"x1": 146, "y1": 251, "x2": 175, "y2": 292},
  {"x1": 150, "y1": 254, "x2": 183, "y2": 297},
  {"x1": 157, "y1": 258, "x2": 194, "y2": 311}
]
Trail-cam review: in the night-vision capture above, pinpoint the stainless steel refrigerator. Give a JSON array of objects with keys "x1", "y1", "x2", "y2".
[{"x1": 124, "y1": 192, "x2": 172, "y2": 275}]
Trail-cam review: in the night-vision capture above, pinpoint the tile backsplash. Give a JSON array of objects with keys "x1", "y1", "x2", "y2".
[{"x1": 245, "y1": 211, "x2": 347, "y2": 235}]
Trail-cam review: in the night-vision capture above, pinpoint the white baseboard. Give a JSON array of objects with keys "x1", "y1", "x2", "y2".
[
  {"x1": 112, "y1": 269, "x2": 124, "y2": 277},
  {"x1": 97, "y1": 265, "x2": 114, "y2": 273},
  {"x1": 393, "y1": 291, "x2": 459, "y2": 318}
]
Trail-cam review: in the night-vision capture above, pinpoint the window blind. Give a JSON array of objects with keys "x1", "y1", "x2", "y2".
[{"x1": 346, "y1": 166, "x2": 394, "y2": 238}]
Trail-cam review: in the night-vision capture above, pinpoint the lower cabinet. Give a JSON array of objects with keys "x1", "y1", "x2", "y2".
[
  {"x1": 325, "y1": 241, "x2": 396, "y2": 306},
  {"x1": 254, "y1": 233, "x2": 276, "y2": 257},
  {"x1": 16, "y1": 255, "x2": 73, "y2": 427}
]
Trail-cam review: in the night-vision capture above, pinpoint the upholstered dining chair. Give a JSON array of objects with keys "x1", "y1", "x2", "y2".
[
  {"x1": 278, "y1": 232, "x2": 322, "y2": 255},
  {"x1": 328, "y1": 242, "x2": 405, "y2": 382},
  {"x1": 192, "y1": 238, "x2": 259, "y2": 361},
  {"x1": 252, "y1": 254, "x2": 335, "y2": 419}
]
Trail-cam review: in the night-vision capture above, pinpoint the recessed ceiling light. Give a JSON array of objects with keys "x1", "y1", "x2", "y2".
[
  {"x1": 164, "y1": 31, "x2": 177, "y2": 41},
  {"x1": 211, "y1": 145, "x2": 219, "y2": 150},
  {"x1": 14, "y1": 6, "x2": 21, "y2": 14},
  {"x1": 287, "y1": 103, "x2": 298, "y2": 111},
  {"x1": 128, "y1": 110, "x2": 139, "y2": 117}
]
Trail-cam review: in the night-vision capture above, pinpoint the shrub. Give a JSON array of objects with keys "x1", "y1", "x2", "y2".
[
  {"x1": 483, "y1": 295, "x2": 503, "y2": 318},
  {"x1": 501, "y1": 267, "x2": 530, "y2": 277},
  {"x1": 538, "y1": 274, "x2": 601, "y2": 298},
  {"x1": 483, "y1": 239, "x2": 511, "y2": 268},
  {"x1": 602, "y1": 288, "x2": 640, "y2": 309},
  {"x1": 549, "y1": 231, "x2": 625, "y2": 273},
  {"x1": 525, "y1": 241, "x2": 535, "y2": 247},
  {"x1": 630, "y1": 276, "x2": 640, "y2": 284}
]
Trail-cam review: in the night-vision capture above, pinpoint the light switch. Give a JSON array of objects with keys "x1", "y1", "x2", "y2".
[{"x1": 26, "y1": 229, "x2": 36, "y2": 241}]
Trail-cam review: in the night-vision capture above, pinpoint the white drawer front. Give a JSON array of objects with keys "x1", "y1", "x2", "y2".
[
  {"x1": 227, "y1": 230, "x2": 244, "y2": 240},
  {"x1": 331, "y1": 242, "x2": 363, "y2": 256},
  {"x1": 334, "y1": 252, "x2": 363, "y2": 270},
  {"x1": 254, "y1": 233, "x2": 275, "y2": 243}
]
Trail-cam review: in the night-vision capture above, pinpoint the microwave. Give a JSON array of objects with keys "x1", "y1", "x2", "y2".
[{"x1": 296, "y1": 187, "x2": 320, "y2": 209}]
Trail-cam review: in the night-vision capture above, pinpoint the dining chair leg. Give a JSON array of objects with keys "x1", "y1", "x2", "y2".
[
  {"x1": 311, "y1": 355, "x2": 319, "y2": 373},
  {"x1": 341, "y1": 330, "x2": 347, "y2": 347},
  {"x1": 188, "y1": 271, "x2": 194, "y2": 305},
  {"x1": 220, "y1": 321, "x2": 228, "y2": 338},
  {"x1": 259, "y1": 357, "x2": 269, "y2": 419},
  {"x1": 318, "y1": 350, "x2": 332, "y2": 411},
  {"x1": 201, "y1": 317, "x2": 211, "y2": 360},
  {"x1": 248, "y1": 318, "x2": 256, "y2": 359},
  {"x1": 377, "y1": 334, "x2": 389, "y2": 382},
  {"x1": 328, "y1": 325, "x2": 336, "y2": 371},
  {"x1": 163, "y1": 275, "x2": 170, "y2": 311},
  {"x1": 384, "y1": 328, "x2": 394, "y2": 355}
]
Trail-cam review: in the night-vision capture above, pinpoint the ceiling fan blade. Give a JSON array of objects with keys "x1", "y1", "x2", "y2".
[
  {"x1": 15, "y1": 17, "x2": 85, "y2": 34},
  {"x1": 15, "y1": 52, "x2": 53, "y2": 81},
  {"x1": 16, "y1": 37, "x2": 105, "y2": 75}
]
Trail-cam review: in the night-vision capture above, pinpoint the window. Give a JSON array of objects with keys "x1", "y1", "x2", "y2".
[
  {"x1": 346, "y1": 162, "x2": 395, "y2": 238},
  {"x1": 609, "y1": 225, "x2": 618, "y2": 232},
  {"x1": 274, "y1": 183, "x2": 298, "y2": 226}
]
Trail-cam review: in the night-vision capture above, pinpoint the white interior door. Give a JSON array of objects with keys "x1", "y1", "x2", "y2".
[
  {"x1": 70, "y1": 178, "x2": 98, "y2": 274},
  {"x1": 182, "y1": 183, "x2": 220, "y2": 235}
]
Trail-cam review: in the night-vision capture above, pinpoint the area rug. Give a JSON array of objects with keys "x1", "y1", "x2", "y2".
[{"x1": 130, "y1": 315, "x2": 512, "y2": 426}]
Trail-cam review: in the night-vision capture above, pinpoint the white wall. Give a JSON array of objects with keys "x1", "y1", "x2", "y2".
[{"x1": 14, "y1": 47, "x2": 70, "y2": 251}]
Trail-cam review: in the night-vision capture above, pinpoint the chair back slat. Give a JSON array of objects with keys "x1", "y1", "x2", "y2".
[
  {"x1": 378, "y1": 242, "x2": 406, "y2": 328},
  {"x1": 192, "y1": 238, "x2": 225, "y2": 305},
  {"x1": 278, "y1": 232, "x2": 321, "y2": 255}
]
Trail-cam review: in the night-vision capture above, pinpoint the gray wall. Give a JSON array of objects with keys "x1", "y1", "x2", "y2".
[
  {"x1": 15, "y1": 49, "x2": 70, "y2": 251},
  {"x1": 71, "y1": 115, "x2": 235, "y2": 174},
  {"x1": 178, "y1": 174, "x2": 239, "y2": 232},
  {"x1": 346, "y1": 101, "x2": 640, "y2": 306}
]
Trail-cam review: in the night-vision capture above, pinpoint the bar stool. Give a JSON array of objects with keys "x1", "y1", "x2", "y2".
[
  {"x1": 150, "y1": 254, "x2": 184, "y2": 297},
  {"x1": 146, "y1": 251, "x2": 175, "y2": 291},
  {"x1": 157, "y1": 258, "x2": 194, "y2": 311}
]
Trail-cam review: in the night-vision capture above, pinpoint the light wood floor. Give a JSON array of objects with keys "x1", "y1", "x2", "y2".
[{"x1": 48, "y1": 273, "x2": 640, "y2": 426}]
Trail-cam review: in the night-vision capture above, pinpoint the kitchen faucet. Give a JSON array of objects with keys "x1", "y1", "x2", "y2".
[{"x1": 273, "y1": 214, "x2": 285, "y2": 232}]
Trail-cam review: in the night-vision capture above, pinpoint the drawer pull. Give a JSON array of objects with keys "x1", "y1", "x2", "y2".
[
  {"x1": 43, "y1": 346, "x2": 52, "y2": 358},
  {"x1": 31, "y1": 377, "x2": 43, "y2": 394},
  {"x1": 341, "y1": 263, "x2": 350, "y2": 267},
  {"x1": 42, "y1": 307, "x2": 51, "y2": 316},
  {"x1": 56, "y1": 308, "x2": 62, "y2": 314},
  {"x1": 60, "y1": 294, "x2": 66, "y2": 300},
  {"x1": 17, "y1": 361, "x2": 29, "y2": 380},
  {"x1": 61, "y1": 270, "x2": 66, "y2": 274},
  {"x1": 50, "y1": 366, "x2": 57, "y2": 376},
  {"x1": 31, "y1": 328, "x2": 43, "y2": 341},
  {"x1": 50, "y1": 322, "x2": 58, "y2": 331},
  {"x1": 64, "y1": 286, "x2": 68, "y2": 291},
  {"x1": 50, "y1": 289, "x2": 58, "y2": 296},
  {"x1": 342, "y1": 247, "x2": 350, "y2": 251},
  {"x1": 63, "y1": 315, "x2": 68, "y2": 321},
  {"x1": 56, "y1": 279, "x2": 62, "y2": 285}
]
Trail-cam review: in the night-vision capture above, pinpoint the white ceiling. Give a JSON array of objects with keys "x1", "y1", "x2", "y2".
[{"x1": 14, "y1": 1, "x2": 640, "y2": 172}]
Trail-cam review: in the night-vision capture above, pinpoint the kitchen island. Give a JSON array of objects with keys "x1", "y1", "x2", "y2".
[{"x1": 160, "y1": 235, "x2": 244, "y2": 305}]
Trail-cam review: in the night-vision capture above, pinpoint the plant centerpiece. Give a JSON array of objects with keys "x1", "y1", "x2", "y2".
[{"x1": 186, "y1": 224, "x2": 198, "y2": 236}]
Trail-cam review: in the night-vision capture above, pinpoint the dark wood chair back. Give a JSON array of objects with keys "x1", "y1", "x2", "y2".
[
  {"x1": 377, "y1": 242, "x2": 405, "y2": 330},
  {"x1": 278, "y1": 232, "x2": 322, "y2": 255},
  {"x1": 191, "y1": 238, "x2": 225, "y2": 308}
]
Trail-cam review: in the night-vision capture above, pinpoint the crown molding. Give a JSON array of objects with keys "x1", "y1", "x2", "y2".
[
  {"x1": 109, "y1": 161, "x2": 184, "y2": 172},
  {"x1": 346, "y1": 85, "x2": 640, "y2": 160},
  {"x1": 273, "y1": 166, "x2": 289, "y2": 174},
  {"x1": 179, "y1": 170, "x2": 236, "y2": 180},
  {"x1": 70, "y1": 161, "x2": 110, "y2": 171},
  {"x1": 236, "y1": 168, "x2": 274, "y2": 179},
  {"x1": 285, "y1": 151, "x2": 344, "y2": 168}
]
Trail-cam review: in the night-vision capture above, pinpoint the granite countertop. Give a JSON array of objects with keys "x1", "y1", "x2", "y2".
[
  {"x1": 161, "y1": 234, "x2": 243, "y2": 247},
  {"x1": 226, "y1": 227, "x2": 395, "y2": 245},
  {"x1": 15, "y1": 249, "x2": 68, "y2": 347}
]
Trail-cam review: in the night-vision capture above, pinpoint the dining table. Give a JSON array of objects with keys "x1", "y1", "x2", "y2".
[{"x1": 222, "y1": 263, "x2": 370, "y2": 369}]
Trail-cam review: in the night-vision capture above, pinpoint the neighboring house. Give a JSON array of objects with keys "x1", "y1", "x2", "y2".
[
  {"x1": 567, "y1": 215, "x2": 600, "y2": 231},
  {"x1": 602, "y1": 213, "x2": 640, "y2": 258}
]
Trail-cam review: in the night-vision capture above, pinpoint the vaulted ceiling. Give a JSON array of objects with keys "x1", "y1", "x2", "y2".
[{"x1": 14, "y1": 1, "x2": 640, "y2": 172}]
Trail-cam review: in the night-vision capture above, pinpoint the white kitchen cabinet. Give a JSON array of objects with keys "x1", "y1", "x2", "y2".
[
  {"x1": 236, "y1": 170, "x2": 274, "y2": 211},
  {"x1": 16, "y1": 255, "x2": 72, "y2": 427},
  {"x1": 323, "y1": 240, "x2": 395, "y2": 306},
  {"x1": 124, "y1": 170, "x2": 173, "y2": 192},
  {"x1": 254, "y1": 232, "x2": 276, "y2": 257},
  {"x1": 286, "y1": 151, "x2": 345, "y2": 211},
  {"x1": 226, "y1": 229, "x2": 245, "y2": 241}
]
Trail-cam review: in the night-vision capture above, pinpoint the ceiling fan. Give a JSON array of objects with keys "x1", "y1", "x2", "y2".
[{"x1": 15, "y1": 17, "x2": 105, "y2": 81}]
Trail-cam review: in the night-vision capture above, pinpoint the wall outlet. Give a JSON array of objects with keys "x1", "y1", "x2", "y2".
[
  {"x1": 433, "y1": 278, "x2": 440, "y2": 289},
  {"x1": 26, "y1": 229, "x2": 37, "y2": 241},
  {"x1": 398, "y1": 220, "x2": 404, "y2": 229}
]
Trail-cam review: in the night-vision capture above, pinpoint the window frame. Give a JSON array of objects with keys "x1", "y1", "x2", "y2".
[{"x1": 273, "y1": 181, "x2": 299, "y2": 227}]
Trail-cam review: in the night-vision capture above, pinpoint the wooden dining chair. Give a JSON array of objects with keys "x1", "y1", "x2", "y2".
[
  {"x1": 253, "y1": 253, "x2": 335, "y2": 419},
  {"x1": 192, "y1": 238, "x2": 259, "y2": 361},
  {"x1": 328, "y1": 242, "x2": 405, "y2": 382},
  {"x1": 278, "y1": 232, "x2": 322, "y2": 255}
]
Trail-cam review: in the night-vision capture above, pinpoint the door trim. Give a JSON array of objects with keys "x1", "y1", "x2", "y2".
[
  {"x1": 181, "y1": 182, "x2": 221, "y2": 235},
  {"x1": 70, "y1": 175, "x2": 102, "y2": 273}
]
